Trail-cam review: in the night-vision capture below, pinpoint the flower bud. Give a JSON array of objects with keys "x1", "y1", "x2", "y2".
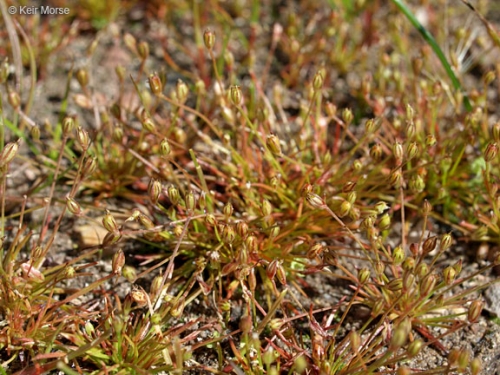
[
  {"x1": 160, "y1": 138, "x2": 171, "y2": 157},
  {"x1": 185, "y1": 191, "x2": 196, "y2": 212},
  {"x1": 409, "y1": 174, "x2": 425, "y2": 193},
  {"x1": 141, "y1": 116, "x2": 156, "y2": 133}
]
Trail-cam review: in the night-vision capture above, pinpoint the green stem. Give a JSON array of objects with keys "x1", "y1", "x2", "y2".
[{"x1": 390, "y1": 0, "x2": 472, "y2": 112}]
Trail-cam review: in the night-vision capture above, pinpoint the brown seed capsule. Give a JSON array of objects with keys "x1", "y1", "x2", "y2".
[
  {"x1": 236, "y1": 221, "x2": 249, "y2": 238},
  {"x1": 148, "y1": 73, "x2": 163, "y2": 95},
  {"x1": 468, "y1": 300, "x2": 483, "y2": 323},
  {"x1": 112, "y1": 249, "x2": 125, "y2": 275},
  {"x1": 419, "y1": 273, "x2": 437, "y2": 297},
  {"x1": 422, "y1": 236, "x2": 437, "y2": 255},
  {"x1": 148, "y1": 179, "x2": 162, "y2": 204}
]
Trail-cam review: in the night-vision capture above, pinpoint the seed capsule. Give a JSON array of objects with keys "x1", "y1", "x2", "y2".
[
  {"x1": 112, "y1": 249, "x2": 125, "y2": 275},
  {"x1": 203, "y1": 29, "x2": 215, "y2": 50},
  {"x1": 0, "y1": 140, "x2": 20, "y2": 167},
  {"x1": 266, "y1": 134, "x2": 282, "y2": 156},
  {"x1": 148, "y1": 73, "x2": 163, "y2": 95}
]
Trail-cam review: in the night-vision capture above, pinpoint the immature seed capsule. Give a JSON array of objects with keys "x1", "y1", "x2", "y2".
[
  {"x1": 484, "y1": 142, "x2": 498, "y2": 162},
  {"x1": 358, "y1": 268, "x2": 370, "y2": 284},
  {"x1": 66, "y1": 196, "x2": 82, "y2": 216},
  {"x1": 229, "y1": 85, "x2": 242, "y2": 106},
  {"x1": 137, "y1": 41, "x2": 150, "y2": 60},
  {"x1": 223, "y1": 201, "x2": 233, "y2": 219},
  {"x1": 62, "y1": 116, "x2": 75, "y2": 136},
  {"x1": 266, "y1": 134, "x2": 282, "y2": 156},
  {"x1": 203, "y1": 29, "x2": 215, "y2": 50},
  {"x1": 0, "y1": 140, "x2": 20, "y2": 167},
  {"x1": 148, "y1": 179, "x2": 162, "y2": 204},
  {"x1": 103, "y1": 210, "x2": 119, "y2": 233},
  {"x1": 167, "y1": 185, "x2": 180, "y2": 205},
  {"x1": 160, "y1": 138, "x2": 171, "y2": 157}
]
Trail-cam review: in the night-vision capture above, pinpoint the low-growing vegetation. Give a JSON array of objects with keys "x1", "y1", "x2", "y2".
[{"x1": 1, "y1": 0, "x2": 500, "y2": 374}]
